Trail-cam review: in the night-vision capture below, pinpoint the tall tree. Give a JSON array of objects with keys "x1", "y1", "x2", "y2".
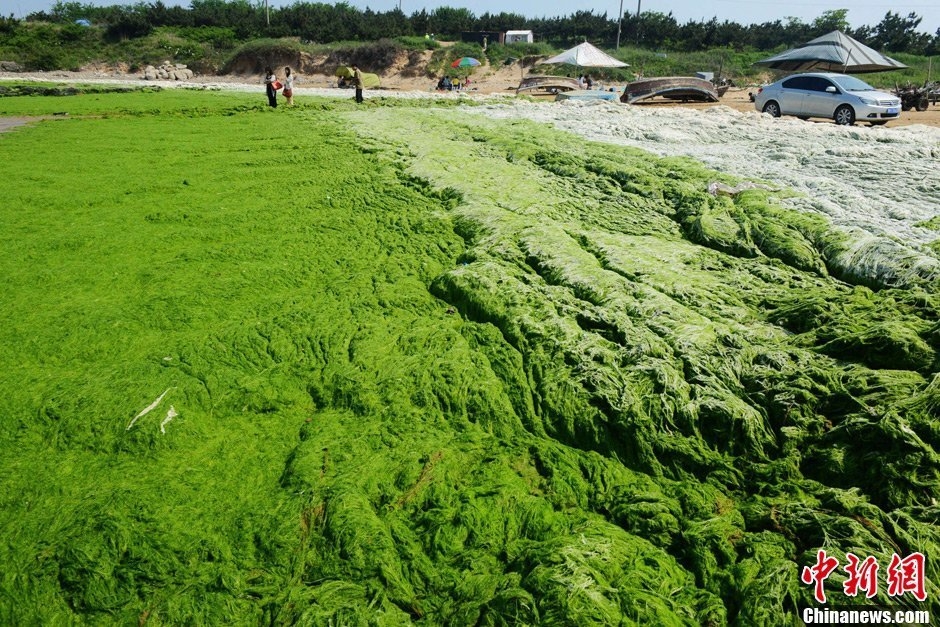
[
  {"x1": 558, "y1": 10, "x2": 614, "y2": 46},
  {"x1": 870, "y1": 11, "x2": 931, "y2": 54},
  {"x1": 631, "y1": 11, "x2": 679, "y2": 49},
  {"x1": 746, "y1": 20, "x2": 791, "y2": 51},
  {"x1": 476, "y1": 11, "x2": 527, "y2": 33},
  {"x1": 427, "y1": 6, "x2": 475, "y2": 38},
  {"x1": 927, "y1": 27, "x2": 940, "y2": 56},
  {"x1": 811, "y1": 9, "x2": 849, "y2": 35}
]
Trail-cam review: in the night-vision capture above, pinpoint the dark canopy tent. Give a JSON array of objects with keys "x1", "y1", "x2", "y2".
[{"x1": 754, "y1": 30, "x2": 907, "y2": 74}]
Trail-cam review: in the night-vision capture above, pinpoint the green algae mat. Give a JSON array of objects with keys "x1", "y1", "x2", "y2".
[{"x1": 0, "y1": 89, "x2": 937, "y2": 625}]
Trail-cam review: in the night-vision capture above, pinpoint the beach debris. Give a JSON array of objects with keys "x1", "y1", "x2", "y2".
[
  {"x1": 126, "y1": 388, "x2": 172, "y2": 431},
  {"x1": 160, "y1": 406, "x2": 178, "y2": 434}
]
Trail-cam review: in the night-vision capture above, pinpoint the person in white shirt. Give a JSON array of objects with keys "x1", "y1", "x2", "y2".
[{"x1": 283, "y1": 67, "x2": 294, "y2": 105}]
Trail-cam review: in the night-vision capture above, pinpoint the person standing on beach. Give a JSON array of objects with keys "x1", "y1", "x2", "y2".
[
  {"x1": 352, "y1": 65, "x2": 363, "y2": 104},
  {"x1": 264, "y1": 66, "x2": 278, "y2": 107},
  {"x1": 282, "y1": 66, "x2": 294, "y2": 105}
]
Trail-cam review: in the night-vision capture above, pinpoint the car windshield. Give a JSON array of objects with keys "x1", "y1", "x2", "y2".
[{"x1": 830, "y1": 75, "x2": 875, "y2": 92}]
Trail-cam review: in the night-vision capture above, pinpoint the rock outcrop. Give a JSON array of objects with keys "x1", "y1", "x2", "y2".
[{"x1": 143, "y1": 63, "x2": 194, "y2": 81}]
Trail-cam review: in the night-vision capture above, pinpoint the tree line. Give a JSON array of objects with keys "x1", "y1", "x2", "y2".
[{"x1": 18, "y1": 2, "x2": 940, "y2": 56}]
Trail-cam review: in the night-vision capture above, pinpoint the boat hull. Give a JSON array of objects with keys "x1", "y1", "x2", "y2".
[
  {"x1": 517, "y1": 75, "x2": 582, "y2": 95},
  {"x1": 621, "y1": 77, "x2": 719, "y2": 104}
]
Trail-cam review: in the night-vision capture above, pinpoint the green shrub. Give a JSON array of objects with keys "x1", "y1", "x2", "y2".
[
  {"x1": 395, "y1": 35, "x2": 439, "y2": 51},
  {"x1": 0, "y1": 15, "x2": 18, "y2": 35},
  {"x1": 346, "y1": 38, "x2": 404, "y2": 69},
  {"x1": 221, "y1": 37, "x2": 305, "y2": 73},
  {"x1": 104, "y1": 13, "x2": 153, "y2": 42},
  {"x1": 175, "y1": 26, "x2": 238, "y2": 50},
  {"x1": 22, "y1": 46, "x2": 66, "y2": 71}
]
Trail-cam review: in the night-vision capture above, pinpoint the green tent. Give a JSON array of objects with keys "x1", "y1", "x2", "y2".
[{"x1": 335, "y1": 66, "x2": 381, "y2": 88}]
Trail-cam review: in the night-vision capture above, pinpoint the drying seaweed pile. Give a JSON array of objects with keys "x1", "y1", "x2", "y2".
[{"x1": 0, "y1": 90, "x2": 936, "y2": 625}]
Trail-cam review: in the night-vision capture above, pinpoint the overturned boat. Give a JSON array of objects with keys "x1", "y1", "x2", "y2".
[
  {"x1": 621, "y1": 76, "x2": 720, "y2": 104},
  {"x1": 555, "y1": 90, "x2": 619, "y2": 102},
  {"x1": 516, "y1": 75, "x2": 581, "y2": 95}
]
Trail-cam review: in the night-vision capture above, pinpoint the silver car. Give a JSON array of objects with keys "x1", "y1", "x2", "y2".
[{"x1": 754, "y1": 72, "x2": 901, "y2": 126}]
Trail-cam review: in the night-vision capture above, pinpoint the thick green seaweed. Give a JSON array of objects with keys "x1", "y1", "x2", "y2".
[{"x1": 0, "y1": 91, "x2": 937, "y2": 625}]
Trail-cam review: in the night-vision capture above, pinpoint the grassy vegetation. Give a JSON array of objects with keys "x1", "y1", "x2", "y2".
[
  {"x1": 874, "y1": 51, "x2": 940, "y2": 87},
  {"x1": 616, "y1": 47, "x2": 765, "y2": 83},
  {"x1": 0, "y1": 23, "x2": 240, "y2": 73},
  {"x1": 0, "y1": 89, "x2": 938, "y2": 624}
]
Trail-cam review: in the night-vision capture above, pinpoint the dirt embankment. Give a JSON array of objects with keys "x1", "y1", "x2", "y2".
[
  {"x1": 224, "y1": 48, "x2": 439, "y2": 81},
  {"x1": 222, "y1": 48, "x2": 530, "y2": 94}
]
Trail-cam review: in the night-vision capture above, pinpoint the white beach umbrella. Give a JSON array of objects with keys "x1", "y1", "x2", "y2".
[{"x1": 542, "y1": 42, "x2": 629, "y2": 68}]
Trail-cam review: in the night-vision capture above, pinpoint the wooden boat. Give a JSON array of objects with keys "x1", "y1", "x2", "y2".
[
  {"x1": 516, "y1": 75, "x2": 581, "y2": 95},
  {"x1": 621, "y1": 76, "x2": 720, "y2": 104}
]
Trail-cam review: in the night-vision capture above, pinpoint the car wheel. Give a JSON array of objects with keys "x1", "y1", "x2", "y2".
[
  {"x1": 762, "y1": 101, "x2": 781, "y2": 117},
  {"x1": 834, "y1": 105, "x2": 855, "y2": 126},
  {"x1": 916, "y1": 97, "x2": 929, "y2": 112}
]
